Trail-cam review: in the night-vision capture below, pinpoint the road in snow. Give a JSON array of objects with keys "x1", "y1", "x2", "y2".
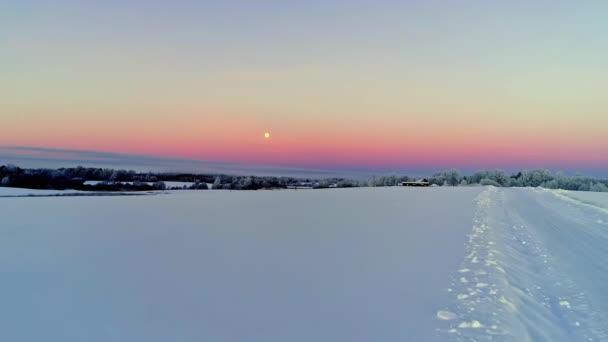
[
  {"x1": 438, "y1": 187, "x2": 608, "y2": 341},
  {"x1": 1, "y1": 186, "x2": 608, "y2": 341}
]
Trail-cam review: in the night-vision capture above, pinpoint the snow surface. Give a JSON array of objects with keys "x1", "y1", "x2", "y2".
[
  {"x1": 437, "y1": 187, "x2": 608, "y2": 341},
  {"x1": 0, "y1": 187, "x2": 154, "y2": 198},
  {"x1": 0, "y1": 187, "x2": 84, "y2": 197},
  {"x1": 551, "y1": 189, "x2": 608, "y2": 213},
  {"x1": 2, "y1": 186, "x2": 608, "y2": 341},
  {"x1": 0, "y1": 187, "x2": 480, "y2": 342}
]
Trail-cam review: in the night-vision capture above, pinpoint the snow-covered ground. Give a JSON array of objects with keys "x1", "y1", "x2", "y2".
[
  {"x1": 551, "y1": 189, "x2": 608, "y2": 213},
  {"x1": 1, "y1": 186, "x2": 608, "y2": 341},
  {"x1": 0, "y1": 187, "x2": 155, "y2": 198},
  {"x1": 0, "y1": 187, "x2": 84, "y2": 197}
]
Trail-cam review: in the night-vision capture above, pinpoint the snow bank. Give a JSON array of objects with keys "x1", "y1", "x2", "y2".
[{"x1": 550, "y1": 189, "x2": 608, "y2": 213}]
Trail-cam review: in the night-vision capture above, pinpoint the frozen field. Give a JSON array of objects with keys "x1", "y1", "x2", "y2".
[
  {"x1": 0, "y1": 187, "x2": 151, "y2": 198},
  {"x1": 1, "y1": 187, "x2": 608, "y2": 341},
  {"x1": 0, "y1": 187, "x2": 85, "y2": 197}
]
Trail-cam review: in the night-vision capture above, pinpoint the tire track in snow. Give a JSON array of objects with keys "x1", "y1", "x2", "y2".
[{"x1": 436, "y1": 187, "x2": 608, "y2": 341}]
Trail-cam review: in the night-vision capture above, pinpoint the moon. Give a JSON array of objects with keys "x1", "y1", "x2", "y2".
[{"x1": 264, "y1": 132, "x2": 270, "y2": 139}]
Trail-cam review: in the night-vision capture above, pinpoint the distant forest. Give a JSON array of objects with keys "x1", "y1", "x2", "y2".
[
  {"x1": 0, "y1": 165, "x2": 356, "y2": 191},
  {"x1": 1, "y1": 165, "x2": 607, "y2": 192},
  {"x1": 368, "y1": 169, "x2": 608, "y2": 192}
]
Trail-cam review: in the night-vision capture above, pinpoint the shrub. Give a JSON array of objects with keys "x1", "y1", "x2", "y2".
[{"x1": 480, "y1": 178, "x2": 501, "y2": 187}]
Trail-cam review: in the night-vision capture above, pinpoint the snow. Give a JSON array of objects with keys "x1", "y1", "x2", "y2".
[
  {"x1": 0, "y1": 187, "x2": 480, "y2": 342},
  {"x1": 2, "y1": 186, "x2": 608, "y2": 341},
  {"x1": 437, "y1": 187, "x2": 608, "y2": 341},
  {"x1": 0, "y1": 187, "x2": 154, "y2": 198},
  {"x1": 551, "y1": 189, "x2": 608, "y2": 213},
  {"x1": 0, "y1": 187, "x2": 84, "y2": 197}
]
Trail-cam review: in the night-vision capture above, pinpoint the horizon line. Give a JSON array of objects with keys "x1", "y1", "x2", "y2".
[{"x1": 1, "y1": 145, "x2": 607, "y2": 179}]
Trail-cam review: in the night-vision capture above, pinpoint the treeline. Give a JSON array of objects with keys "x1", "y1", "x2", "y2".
[
  {"x1": 368, "y1": 169, "x2": 608, "y2": 192},
  {"x1": 433, "y1": 169, "x2": 608, "y2": 192},
  {"x1": 0, "y1": 165, "x2": 356, "y2": 192},
  {"x1": 208, "y1": 175, "x2": 356, "y2": 190},
  {"x1": 0, "y1": 165, "x2": 168, "y2": 191},
  {"x1": 1, "y1": 165, "x2": 606, "y2": 192}
]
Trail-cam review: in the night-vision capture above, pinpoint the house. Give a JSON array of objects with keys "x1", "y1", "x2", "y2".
[{"x1": 401, "y1": 179, "x2": 430, "y2": 187}]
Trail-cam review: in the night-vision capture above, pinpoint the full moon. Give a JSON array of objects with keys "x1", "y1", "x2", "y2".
[{"x1": 264, "y1": 132, "x2": 270, "y2": 139}]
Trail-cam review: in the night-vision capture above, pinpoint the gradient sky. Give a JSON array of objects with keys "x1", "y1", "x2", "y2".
[{"x1": 2, "y1": 1, "x2": 607, "y2": 174}]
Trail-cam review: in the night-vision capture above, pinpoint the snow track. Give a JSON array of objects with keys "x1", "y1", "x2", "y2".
[{"x1": 438, "y1": 187, "x2": 608, "y2": 341}]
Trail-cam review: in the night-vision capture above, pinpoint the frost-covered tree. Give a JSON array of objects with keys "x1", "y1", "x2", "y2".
[
  {"x1": 520, "y1": 169, "x2": 553, "y2": 187},
  {"x1": 337, "y1": 180, "x2": 356, "y2": 188},
  {"x1": 190, "y1": 182, "x2": 209, "y2": 190},
  {"x1": 1, "y1": 176, "x2": 10, "y2": 186},
  {"x1": 240, "y1": 176, "x2": 253, "y2": 189},
  {"x1": 460, "y1": 179, "x2": 468, "y2": 186},
  {"x1": 445, "y1": 169, "x2": 462, "y2": 186},
  {"x1": 542, "y1": 179, "x2": 559, "y2": 189},
  {"x1": 152, "y1": 182, "x2": 166, "y2": 190},
  {"x1": 429, "y1": 169, "x2": 462, "y2": 186},
  {"x1": 469, "y1": 171, "x2": 489, "y2": 184},
  {"x1": 429, "y1": 174, "x2": 445, "y2": 186},
  {"x1": 212, "y1": 176, "x2": 222, "y2": 189},
  {"x1": 489, "y1": 170, "x2": 509, "y2": 186},
  {"x1": 314, "y1": 180, "x2": 330, "y2": 189},
  {"x1": 109, "y1": 170, "x2": 119, "y2": 182},
  {"x1": 366, "y1": 174, "x2": 405, "y2": 187},
  {"x1": 590, "y1": 182, "x2": 608, "y2": 192},
  {"x1": 480, "y1": 178, "x2": 501, "y2": 186},
  {"x1": 507, "y1": 177, "x2": 522, "y2": 187}
]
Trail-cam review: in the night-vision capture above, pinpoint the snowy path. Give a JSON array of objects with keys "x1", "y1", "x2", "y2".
[{"x1": 438, "y1": 187, "x2": 608, "y2": 341}]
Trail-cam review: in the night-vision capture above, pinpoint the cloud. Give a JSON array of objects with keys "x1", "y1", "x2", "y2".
[{"x1": 0, "y1": 146, "x2": 368, "y2": 178}]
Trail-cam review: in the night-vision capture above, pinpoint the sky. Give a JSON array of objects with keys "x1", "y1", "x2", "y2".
[{"x1": 2, "y1": 1, "x2": 607, "y2": 175}]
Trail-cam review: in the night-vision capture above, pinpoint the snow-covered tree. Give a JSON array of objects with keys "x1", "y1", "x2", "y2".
[
  {"x1": 152, "y1": 181, "x2": 166, "y2": 190},
  {"x1": 520, "y1": 169, "x2": 553, "y2": 187},
  {"x1": 212, "y1": 176, "x2": 221, "y2": 189},
  {"x1": 590, "y1": 182, "x2": 608, "y2": 192},
  {"x1": 480, "y1": 178, "x2": 501, "y2": 186},
  {"x1": 430, "y1": 169, "x2": 462, "y2": 186},
  {"x1": 489, "y1": 170, "x2": 509, "y2": 186},
  {"x1": 240, "y1": 176, "x2": 253, "y2": 189},
  {"x1": 109, "y1": 170, "x2": 119, "y2": 182}
]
